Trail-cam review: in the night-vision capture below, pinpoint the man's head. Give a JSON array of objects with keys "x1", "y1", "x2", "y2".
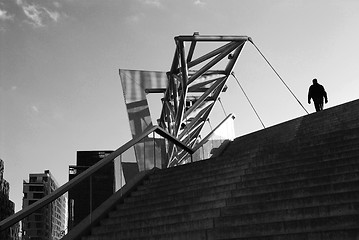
[{"x1": 312, "y1": 78, "x2": 318, "y2": 84}]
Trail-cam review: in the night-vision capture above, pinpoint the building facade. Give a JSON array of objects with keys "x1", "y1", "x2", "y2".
[
  {"x1": 68, "y1": 151, "x2": 114, "y2": 230},
  {"x1": 22, "y1": 170, "x2": 67, "y2": 240},
  {"x1": 0, "y1": 159, "x2": 19, "y2": 240}
]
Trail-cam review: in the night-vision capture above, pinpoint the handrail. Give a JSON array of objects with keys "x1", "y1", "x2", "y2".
[
  {"x1": 192, "y1": 113, "x2": 235, "y2": 153},
  {"x1": 0, "y1": 125, "x2": 191, "y2": 232},
  {"x1": 0, "y1": 119, "x2": 233, "y2": 232}
]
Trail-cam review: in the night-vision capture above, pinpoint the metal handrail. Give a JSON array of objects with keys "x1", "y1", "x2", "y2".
[
  {"x1": 0, "y1": 116, "x2": 234, "y2": 232},
  {"x1": 0, "y1": 125, "x2": 192, "y2": 232},
  {"x1": 193, "y1": 113, "x2": 235, "y2": 153}
]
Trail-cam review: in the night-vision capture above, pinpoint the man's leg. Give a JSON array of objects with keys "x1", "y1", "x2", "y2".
[
  {"x1": 314, "y1": 101, "x2": 321, "y2": 112},
  {"x1": 314, "y1": 100, "x2": 324, "y2": 112}
]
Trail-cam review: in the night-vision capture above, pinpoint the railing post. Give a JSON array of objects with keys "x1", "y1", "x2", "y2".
[
  {"x1": 201, "y1": 145, "x2": 204, "y2": 159},
  {"x1": 153, "y1": 131, "x2": 156, "y2": 168},
  {"x1": 120, "y1": 154, "x2": 122, "y2": 196},
  {"x1": 143, "y1": 137, "x2": 146, "y2": 170},
  {"x1": 89, "y1": 175, "x2": 92, "y2": 224}
]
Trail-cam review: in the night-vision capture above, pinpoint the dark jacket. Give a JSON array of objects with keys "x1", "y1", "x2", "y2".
[{"x1": 308, "y1": 83, "x2": 328, "y2": 103}]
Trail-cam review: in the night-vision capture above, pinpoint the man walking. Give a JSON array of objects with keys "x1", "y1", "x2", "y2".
[{"x1": 308, "y1": 78, "x2": 328, "y2": 112}]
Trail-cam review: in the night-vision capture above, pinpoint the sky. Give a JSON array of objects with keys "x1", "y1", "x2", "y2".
[{"x1": 1, "y1": 0, "x2": 359, "y2": 212}]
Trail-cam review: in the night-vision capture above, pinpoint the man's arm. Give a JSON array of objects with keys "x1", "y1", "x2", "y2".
[{"x1": 323, "y1": 87, "x2": 328, "y2": 103}]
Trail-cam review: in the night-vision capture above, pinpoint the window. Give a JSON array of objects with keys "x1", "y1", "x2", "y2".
[
  {"x1": 29, "y1": 177, "x2": 37, "y2": 182},
  {"x1": 29, "y1": 185, "x2": 43, "y2": 192},
  {"x1": 33, "y1": 193, "x2": 43, "y2": 199}
]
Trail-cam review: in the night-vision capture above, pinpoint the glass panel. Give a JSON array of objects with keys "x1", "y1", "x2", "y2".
[{"x1": 193, "y1": 114, "x2": 235, "y2": 161}]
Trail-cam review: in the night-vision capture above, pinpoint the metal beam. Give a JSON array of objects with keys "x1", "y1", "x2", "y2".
[
  {"x1": 187, "y1": 41, "x2": 236, "y2": 69},
  {"x1": 225, "y1": 41, "x2": 246, "y2": 75},
  {"x1": 175, "y1": 35, "x2": 249, "y2": 42},
  {"x1": 187, "y1": 42, "x2": 240, "y2": 85},
  {"x1": 186, "y1": 32, "x2": 199, "y2": 63},
  {"x1": 173, "y1": 40, "x2": 189, "y2": 136},
  {"x1": 183, "y1": 76, "x2": 226, "y2": 119}
]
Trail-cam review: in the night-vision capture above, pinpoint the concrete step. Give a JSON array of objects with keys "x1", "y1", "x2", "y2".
[
  {"x1": 244, "y1": 153, "x2": 359, "y2": 176},
  {"x1": 212, "y1": 215, "x2": 359, "y2": 239},
  {"x1": 222, "y1": 190, "x2": 359, "y2": 216},
  {"x1": 214, "y1": 229, "x2": 359, "y2": 240},
  {"x1": 83, "y1": 228, "x2": 359, "y2": 240},
  {"x1": 103, "y1": 208, "x2": 221, "y2": 226},
  {"x1": 242, "y1": 160, "x2": 359, "y2": 184},
  {"x1": 83, "y1": 229, "x2": 209, "y2": 240},
  {"x1": 227, "y1": 180, "x2": 359, "y2": 206},
  {"x1": 217, "y1": 202, "x2": 359, "y2": 226},
  {"x1": 95, "y1": 214, "x2": 214, "y2": 234},
  {"x1": 236, "y1": 171, "x2": 359, "y2": 197},
  {"x1": 114, "y1": 198, "x2": 227, "y2": 217},
  {"x1": 90, "y1": 218, "x2": 214, "y2": 238}
]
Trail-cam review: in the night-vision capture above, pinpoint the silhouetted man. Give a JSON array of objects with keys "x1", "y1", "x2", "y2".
[{"x1": 308, "y1": 78, "x2": 328, "y2": 112}]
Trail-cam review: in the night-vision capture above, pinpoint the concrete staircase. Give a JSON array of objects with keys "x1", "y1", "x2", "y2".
[{"x1": 81, "y1": 99, "x2": 359, "y2": 240}]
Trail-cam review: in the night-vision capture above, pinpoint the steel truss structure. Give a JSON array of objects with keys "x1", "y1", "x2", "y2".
[{"x1": 157, "y1": 33, "x2": 250, "y2": 167}]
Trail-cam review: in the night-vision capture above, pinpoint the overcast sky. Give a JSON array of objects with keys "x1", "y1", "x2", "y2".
[{"x1": 1, "y1": 0, "x2": 359, "y2": 212}]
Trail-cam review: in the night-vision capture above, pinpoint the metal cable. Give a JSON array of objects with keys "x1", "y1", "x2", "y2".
[
  {"x1": 248, "y1": 38, "x2": 309, "y2": 115},
  {"x1": 231, "y1": 72, "x2": 266, "y2": 129},
  {"x1": 218, "y1": 97, "x2": 227, "y2": 116},
  {"x1": 206, "y1": 118, "x2": 213, "y2": 131}
]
